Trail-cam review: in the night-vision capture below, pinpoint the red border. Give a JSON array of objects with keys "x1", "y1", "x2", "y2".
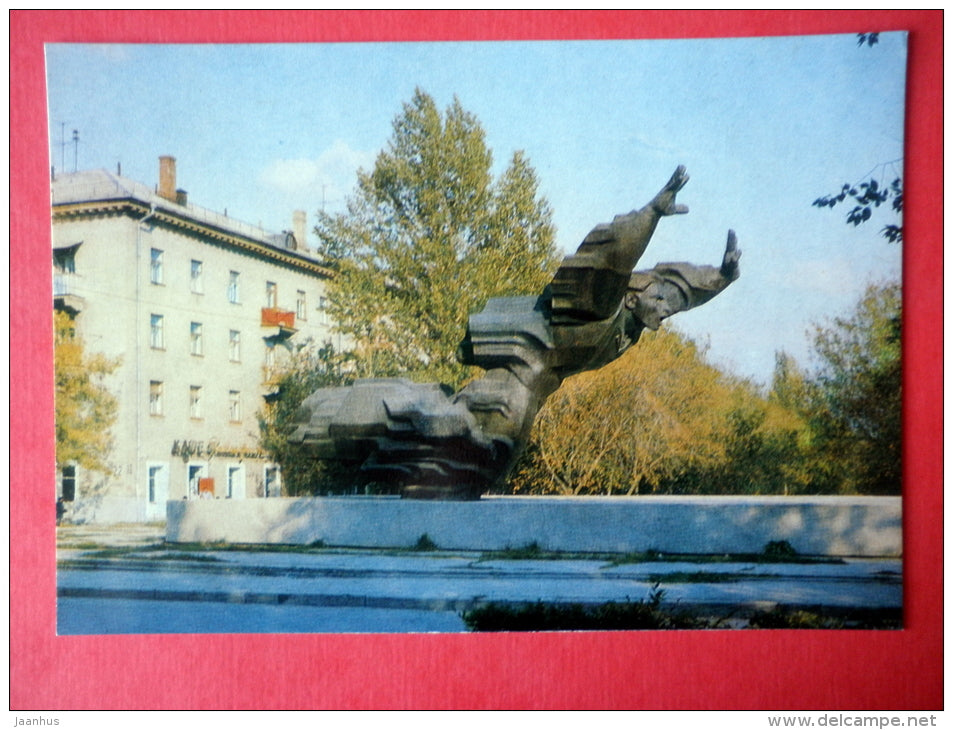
[{"x1": 11, "y1": 10, "x2": 942, "y2": 710}]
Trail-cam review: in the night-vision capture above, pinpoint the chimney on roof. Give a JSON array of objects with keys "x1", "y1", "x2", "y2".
[
  {"x1": 158, "y1": 155, "x2": 177, "y2": 201},
  {"x1": 293, "y1": 210, "x2": 307, "y2": 250},
  {"x1": 175, "y1": 189, "x2": 188, "y2": 206}
]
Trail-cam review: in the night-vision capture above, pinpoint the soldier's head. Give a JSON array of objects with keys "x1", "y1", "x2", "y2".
[{"x1": 625, "y1": 272, "x2": 688, "y2": 330}]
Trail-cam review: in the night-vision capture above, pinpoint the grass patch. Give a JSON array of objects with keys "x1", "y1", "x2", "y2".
[
  {"x1": 610, "y1": 541, "x2": 842, "y2": 567},
  {"x1": 463, "y1": 586, "x2": 720, "y2": 631},
  {"x1": 79, "y1": 546, "x2": 162, "y2": 559},
  {"x1": 137, "y1": 553, "x2": 222, "y2": 563},
  {"x1": 60, "y1": 536, "x2": 844, "y2": 566},
  {"x1": 646, "y1": 570, "x2": 782, "y2": 584},
  {"x1": 747, "y1": 606, "x2": 901, "y2": 630},
  {"x1": 478, "y1": 542, "x2": 624, "y2": 562},
  {"x1": 62, "y1": 551, "x2": 223, "y2": 565},
  {"x1": 477, "y1": 541, "x2": 841, "y2": 566},
  {"x1": 117, "y1": 539, "x2": 443, "y2": 558},
  {"x1": 59, "y1": 540, "x2": 331, "y2": 559},
  {"x1": 748, "y1": 606, "x2": 845, "y2": 629},
  {"x1": 58, "y1": 541, "x2": 116, "y2": 551},
  {"x1": 463, "y1": 596, "x2": 901, "y2": 631},
  {"x1": 163, "y1": 540, "x2": 327, "y2": 554},
  {"x1": 487, "y1": 541, "x2": 544, "y2": 560}
]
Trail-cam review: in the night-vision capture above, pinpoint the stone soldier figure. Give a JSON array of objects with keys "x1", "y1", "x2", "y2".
[{"x1": 289, "y1": 166, "x2": 741, "y2": 499}]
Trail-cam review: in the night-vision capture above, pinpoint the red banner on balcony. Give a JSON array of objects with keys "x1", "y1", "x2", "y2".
[{"x1": 261, "y1": 307, "x2": 295, "y2": 329}]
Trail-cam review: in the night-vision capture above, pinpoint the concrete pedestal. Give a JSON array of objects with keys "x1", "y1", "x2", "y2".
[{"x1": 166, "y1": 495, "x2": 901, "y2": 558}]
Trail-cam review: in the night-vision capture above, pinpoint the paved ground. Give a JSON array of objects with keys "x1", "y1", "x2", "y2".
[{"x1": 56, "y1": 523, "x2": 902, "y2": 634}]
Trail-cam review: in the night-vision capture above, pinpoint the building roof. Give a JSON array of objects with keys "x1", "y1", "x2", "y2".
[{"x1": 51, "y1": 168, "x2": 332, "y2": 277}]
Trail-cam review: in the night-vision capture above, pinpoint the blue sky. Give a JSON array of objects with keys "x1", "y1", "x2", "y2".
[{"x1": 45, "y1": 33, "x2": 907, "y2": 384}]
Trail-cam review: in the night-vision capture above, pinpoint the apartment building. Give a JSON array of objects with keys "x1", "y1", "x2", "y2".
[{"x1": 53, "y1": 156, "x2": 335, "y2": 522}]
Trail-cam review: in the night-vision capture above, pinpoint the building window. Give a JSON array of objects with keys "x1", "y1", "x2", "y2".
[
  {"x1": 264, "y1": 342, "x2": 276, "y2": 369},
  {"x1": 189, "y1": 385, "x2": 202, "y2": 419},
  {"x1": 150, "y1": 248, "x2": 164, "y2": 284},
  {"x1": 227, "y1": 465, "x2": 245, "y2": 499},
  {"x1": 190, "y1": 259, "x2": 204, "y2": 294},
  {"x1": 228, "y1": 390, "x2": 242, "y2": 422},
  {"x1": 228, "y1": 330, "x2": 241, "y2": 362},
  {"x1": 60, "y1": 465, "x2": 77, "y2": 502},
  {"x1": 264, "y1": 466, "x2": 281, "y2": 498},
  {"x1": 228, "y1": 270, "x2": 240, "y2": 304},
  {"x1": 149, "y1": 381, "x2": 164, "y2": 416},
  {"x1": 265, "y1": 281, "x2": 277, "y2": 308},
  {"x1": 190, "y1": 322, "x2": 204, "y2": 356},
  {"x1": 318, "y1": 296, "x2": 329, "y2": 324},
  {"x1": 145, "y1": 463, "x2": 169, "y2": 516},
  {"x1": 187, "y1": 463, "x2": 208, "y2": 499},
  {"x1": 296, "y1": 290, "x2": 308, "y2": 320},
  {"x1": 54, "y1": 247, "x2": 77, "y2": 274},
  {"x1": 150, "y1": 314, "x2": 165, "y2": 349},
  {"x1": 147, "y1": 465, "x2": 161, "y2": 503}
]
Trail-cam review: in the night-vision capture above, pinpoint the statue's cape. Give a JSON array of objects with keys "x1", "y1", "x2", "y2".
[
  {"x1": 457, "y1": 295, "x2": 558, "y2": 390},
  {"x1": 458, "y1": 293, "x2": 630, "y2": 385}
]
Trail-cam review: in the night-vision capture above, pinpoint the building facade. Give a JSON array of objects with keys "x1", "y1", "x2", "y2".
[{"x1": 53, "y1": 156, "x2": 335, "y2": 522}]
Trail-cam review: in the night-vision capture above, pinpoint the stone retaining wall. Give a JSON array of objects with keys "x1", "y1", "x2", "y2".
[{"x1": 166, "y1": 495, "x2": 902, "y2": 557}]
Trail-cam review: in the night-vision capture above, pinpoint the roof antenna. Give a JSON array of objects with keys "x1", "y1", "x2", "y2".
[{"x1": 71, "y1": 129, "x2": 79, "y2": 172}]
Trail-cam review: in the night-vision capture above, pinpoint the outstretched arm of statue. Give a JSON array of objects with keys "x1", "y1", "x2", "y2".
[
  {"x1": 720, "y1": 229, "x2": 741, "y2": 282},
  {"x1": 549, "y1": 166, "x2": 693, "y2": 322},
  {"x1": 628, "y1": 229, "x2": 742, "y2": 326},
  {"x1": 572, "y1": 165, "x2": 690, "y2": 275},
  {"x1": 648, "y1": 164, "x2": 691, "y2": 218},
  {"x1": 681, "y1": 229, "x2": 742, "y2": 305}
]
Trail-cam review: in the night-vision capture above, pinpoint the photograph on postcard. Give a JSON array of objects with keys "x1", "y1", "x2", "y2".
[{"x1": 49, "y1": 32, "x2": 905, "y2": 634}]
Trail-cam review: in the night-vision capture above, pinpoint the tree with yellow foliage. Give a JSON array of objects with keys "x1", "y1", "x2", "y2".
[
  {"x1": 54, "y1": 311, "x2": 119, "y2": 475},
  {"x1": 508, "y1": 327, "x2": 816, "y2": 496},
  {"x1": 507, "y1": 280, "x2": 900, "y2": 497},
  {"x1": 508, "y1": 328, "x2": 730, "y2": 495}
]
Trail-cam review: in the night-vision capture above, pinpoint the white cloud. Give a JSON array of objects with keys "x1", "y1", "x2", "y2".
[
  {"x1": 259, "y1": 141, "x2": 375, "y2": 210},
  {"x1": 260, "y1": 158, "x2": 321, "y2": 192}
]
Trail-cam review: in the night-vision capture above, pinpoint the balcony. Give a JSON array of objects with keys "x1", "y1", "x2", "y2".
[
  {"x1": 53, "y1": 272, "x2": 84, "y2": 314},
  {"x1": 261, "y1": 307, "x2": 297, "y2": 340},
  {"x1": 261, "y1": 307, "x2": 295, "y2": 328}
]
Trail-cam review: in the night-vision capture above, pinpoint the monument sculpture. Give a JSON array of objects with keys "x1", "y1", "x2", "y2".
[{"x1": 288, "y1": 166, "x2": 741, "y2": 499}]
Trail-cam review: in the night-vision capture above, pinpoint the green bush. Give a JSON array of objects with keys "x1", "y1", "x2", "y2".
[
  {"x1": 412, "y1": 533, "x2": 438, "y2": 551},
  {"x1": 462, "y1": 587, "x2": 718, "y2": 631},
  {"x1": 762, "y1": 540, "x2": 798, "y2": 559}
]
